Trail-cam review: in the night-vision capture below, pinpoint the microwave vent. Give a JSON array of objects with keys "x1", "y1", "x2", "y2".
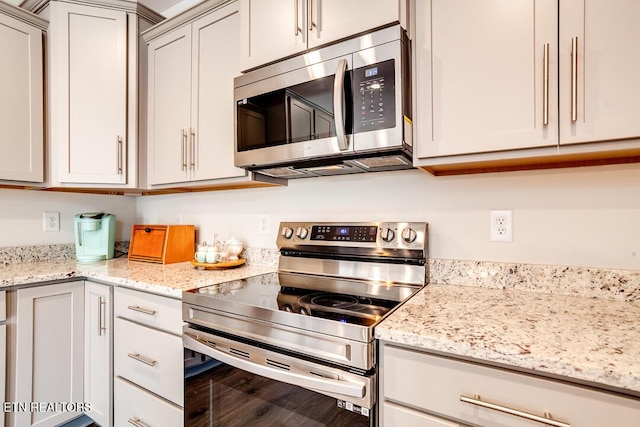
[
  {"x1": 257, "y1": 167, "x2": 308, "y2": 178},
  {"x1": 351, "y1": 155, "x2": 411, "y2": 170}
]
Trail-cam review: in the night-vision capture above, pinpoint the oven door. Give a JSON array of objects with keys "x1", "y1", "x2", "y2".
[{"x1": 183, "y1": 326, "x2": 375, "y2": 427}]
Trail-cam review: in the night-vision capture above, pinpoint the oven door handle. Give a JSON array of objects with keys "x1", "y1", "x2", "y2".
[
  {"x1": 183, "y1": 333, "x2": 365, "y2": 399},
  {"x1": 333, "y1": 58, "x2": 349, "y2": 151}
]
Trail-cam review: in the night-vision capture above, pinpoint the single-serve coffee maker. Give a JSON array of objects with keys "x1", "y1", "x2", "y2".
[{"x1": 74, "y1": 213, "x2": 116, "y2": 262}]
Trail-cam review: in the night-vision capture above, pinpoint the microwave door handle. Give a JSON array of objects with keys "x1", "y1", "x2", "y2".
[
  {"x1": 183, "y1": 332, "x2": 364, "y2": 398},
  {"x1": 333, "y1": 59, "x2": 349, "y2": 151}
]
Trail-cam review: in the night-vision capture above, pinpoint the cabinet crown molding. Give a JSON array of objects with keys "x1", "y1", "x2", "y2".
[
  {"x1": 22, "y1": 0, "x2": 164, "y2": 23},
  {"x1": 2, "y1": 1, "x2": 48, "y2": 30}
]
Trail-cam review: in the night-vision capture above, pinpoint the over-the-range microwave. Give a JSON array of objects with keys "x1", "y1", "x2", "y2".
[{"x1": 233, "y1": 25, "x2": 412, "y2": 179}]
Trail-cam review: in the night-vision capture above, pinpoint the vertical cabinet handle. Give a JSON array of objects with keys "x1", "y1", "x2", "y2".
[
  {"x1": 460, "y1": 394, "x2": 570, "y2": 427},
  {"x1": 294, "y1": 0, "x2": 302, "y2": 35},
  {"x1": 116, "y1": 136, "x2": 123, "y2": 174},
  {"x1": 98, "y1": 296, "x2": 106, "y2": 336},
  {"x1": 543, "y1": 43, "x2": 550, "y2": 126},
  {"x1": 128, "y1": 417, "x2": 151, "y2": 427},
  {"x1": 308, "y1": 0, "x2": 317, "y2": 31},
  {"x1": 190, "y1": 128, "x2": 196, "y2": 170},
  {"x1": 570, "y1": 36, "x2": 578, "y2": 122},
  {"x1": 181, "y1": 129, "x2": 188, "y2": 171}
]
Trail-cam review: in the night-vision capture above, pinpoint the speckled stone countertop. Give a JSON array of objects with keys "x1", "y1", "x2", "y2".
[
  {"x1": 376, "y1": 283, "x2": 640, "y2": 396},
  {"x1": 0, "y1": 257, "x2": 276, "y2": 298}
]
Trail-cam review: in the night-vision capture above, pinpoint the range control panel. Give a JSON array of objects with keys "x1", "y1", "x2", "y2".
[{"x1": 276, "y1": 221, "x2": 428, "y2": 251}]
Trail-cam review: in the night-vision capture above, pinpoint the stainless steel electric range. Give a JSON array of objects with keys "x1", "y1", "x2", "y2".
[{"x1": 182, "y1": 221, "x2": 428, "y2": 426}]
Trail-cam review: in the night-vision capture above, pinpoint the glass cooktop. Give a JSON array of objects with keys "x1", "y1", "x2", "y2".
[{"x1": 185, "y1": 272, "x2": 419, "y2": 328}]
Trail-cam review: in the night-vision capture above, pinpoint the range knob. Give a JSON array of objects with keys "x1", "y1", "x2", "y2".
[
  {"x1": 379, "y1": 227, "x2": 395, "y2": 242},
  {"x1": 401, "y1": 227, "x2": 418, "y2": 243},
  {"x1": 280, "y1": 226, "x2": 294, "y2": 239},
  {"x1": 295, "y1": 226, "x2": 309, "y2": 239}
]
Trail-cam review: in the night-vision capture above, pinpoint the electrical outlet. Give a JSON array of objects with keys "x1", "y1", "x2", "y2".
[
  {"x1": 43, "y1": 212, "x2": 60, "y2": 232},
  {"x1": 489, "y1": 210, "x2": 513, "y2": 242},
  {"x1": 258, "y1": 214, "x2": 270, "y2": 235}
]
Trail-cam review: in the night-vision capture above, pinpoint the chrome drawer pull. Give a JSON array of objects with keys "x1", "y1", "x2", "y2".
[
  {"x1": 127, "y1": 305, "x2": 157, "y2": 316},
  {"x1": 460, "y1": 394, "x2": 570, "y2": 427},
  {"x1": 128, "y1": 417, "x2": 151, "y2": 427},
  {"x1": 127, "y1": 352, "x2": 157, "y2": 367}
]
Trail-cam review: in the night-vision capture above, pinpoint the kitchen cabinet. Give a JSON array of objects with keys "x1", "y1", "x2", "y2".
[
  {"x1": 84, "y1": 281, "x2": 112, "y2": 427},
  {"x1": 379, "y1": 342, "x2": 640, "y2": 427},
  {"x1": 7, "y1": 281, "x2": 85, "y2": 427},
  {"x1": 144, "y1": 0, "x2": 250, "y2": 188},
  {"x1": 41, "y1": 0, "x2": 162, "y2": 189},
  {"x1": 0, "y1": 2, "x2": 46, "y2": 184},
  {"x1": 239, "y1": 0, "x2": 408, "y2": 70},
  {"x1": 113, "y1": 287, "x2": 184, "y2": 426},
  {"x1": 414, "y1": 0, "x2": 640, "y2": 174}
]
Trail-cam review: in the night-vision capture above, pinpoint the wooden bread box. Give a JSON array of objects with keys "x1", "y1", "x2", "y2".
[{"x1": 128, "y1": 225, "x2": 195, "y2": 264}]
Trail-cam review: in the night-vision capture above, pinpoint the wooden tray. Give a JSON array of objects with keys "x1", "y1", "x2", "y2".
[{"x1": 190, "y1": 258, "x2": 246, "y2": 270}]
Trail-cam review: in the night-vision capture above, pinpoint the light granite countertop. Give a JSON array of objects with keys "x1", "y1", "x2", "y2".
[
  {"x1": 376, "y1": 283, "x2": 640, "y2": 397},
  {"x1": 0, "y1": 257, "x2": 276, "y2": 298}
]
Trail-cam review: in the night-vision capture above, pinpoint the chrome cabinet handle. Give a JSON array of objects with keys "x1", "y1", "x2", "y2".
[
  {"x1": 127, "y1": 352, "x2": 157, "y2": 367},
  {"x1": 294, "y1": 0, "x2": 302, "y2": 35},
  {"x1": 333, "y1": 59, "x2": 348, "y2": 151},
  {"x1": 181, "y1": 129, "x2": 188, "y2": 170},
  {"x1": 543, "y1": 43, "x2": 550, "y2": 126},
  {"x1": 116, "y1": 136, "x2": 123, "y2": 174},
  {"x1": 308, "y1": 0, "x2": 316, "y2": 31},
  {"x1": 570, "y1": 36, "x2": 578, "y2": 122},
  {"x1": 460, "y1": 394, "x2": 570, "y2": 427},
  {"x1": 128, "y1": 417, "x2": 151, "y2": 427},
  {"x1": 98, "y1": 297, "x2": 106, "y2": 336},
  {"x1": 190, "y1": 128, "x2": 196, "y2": 170},
  {"x1": 127, "y1": 305, "x2": 156, "y2": 316}
]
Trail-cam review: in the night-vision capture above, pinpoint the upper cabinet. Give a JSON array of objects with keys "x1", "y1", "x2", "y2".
[
  {"x1": 240, "y1": 0, "x2": 408, "y2": 70},
  {"x1": 0, "y1": 3, "x2": 46, "y2": 184},
  {"x1": 37, "y1": 0, "x2": 163, "y2": 189},
  {"x1": 143, "y1": 0, "x2": 282, "y2": 191},
  {"x1": 414, "y1": 0, "x2": 640, "y2": 173}
]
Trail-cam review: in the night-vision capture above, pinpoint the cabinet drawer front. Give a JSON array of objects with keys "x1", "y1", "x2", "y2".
[
  {"x1": 0, "y1": 290, "x2": 5, "y2": 321},
  {"x1": 114, "y1": 287, "x2": 182, "y2": 334},
  {"x1": 383, "y1": 345, "x2": 640, "y2": 427},
  {"x1": 114, "y1": 377, "x2": 183, "y2": 427},
  {"x1": 114, "y1": 318, "x2": 184, "y2": 406},
  {"x1": 384, "y1": 402, "x2": 462, "y2": 427}
]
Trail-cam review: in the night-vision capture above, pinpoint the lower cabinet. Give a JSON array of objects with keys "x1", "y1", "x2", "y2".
[
  {"x1": 9, "y1": 281, "x2": 85, "y2": 427},
  {"x1": 113, "y1": 287, "x2": 184, "y2": 426},
  {"x1": 84, "y1": 281, "x2": 113, "y2": 427},
  {"x1": 1, "y1": 290, "x2": 6, "y2": 427},
  {"x1": 380, "y1": 342, "x2": 640, "y2": 427}
]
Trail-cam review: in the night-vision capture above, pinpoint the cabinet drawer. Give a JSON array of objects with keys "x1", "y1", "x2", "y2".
[
  {"x1": 114, "y1": 318, "x2": 184, "y2": 406},
  {"x1": 383, "y1": 345, "x2": 640, "y2": 427},
  {"x1": 114, "y1": 287, "x2": 182, "y2": 335},
  {"x1": 383, "y1": 402, "x2": 462, "y2": 427},
  {"x1": 0, "y1": 290, "x2": 5, "y2": 321},
  {"x1": 114, "y1": 377, "x2": 182, "y2": 427}
]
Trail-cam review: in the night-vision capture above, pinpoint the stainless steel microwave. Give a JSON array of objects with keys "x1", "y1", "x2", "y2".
[{"x1": 233, "y1": 25, "x2": 412, "y2": 179}]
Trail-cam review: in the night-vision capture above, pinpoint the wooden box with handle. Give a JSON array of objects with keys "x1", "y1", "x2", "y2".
[{"x1": 128, "y1": 225, "x2": 195, "y2": 264}]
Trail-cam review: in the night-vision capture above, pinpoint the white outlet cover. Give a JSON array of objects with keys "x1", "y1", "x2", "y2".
[{"x1": 490, "y1": 210, "x2": 513, "y2": 242}]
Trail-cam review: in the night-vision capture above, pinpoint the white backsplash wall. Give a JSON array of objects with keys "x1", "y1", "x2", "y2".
[
  {"x1": 0, "y1": 188, "x2": 137, "y2": 247},
  {"x1": 136, "y1": 164, "x2": 640, "y2": 271}
]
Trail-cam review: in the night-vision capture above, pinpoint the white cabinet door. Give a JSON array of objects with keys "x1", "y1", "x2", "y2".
[
  {"x1": 308, "y1": 0, "x2": 401, "y2": 49},
  {"x1": 51, "y1": 2, "x2": 128, "y2": 184},
  {"x1": 0, "y1": 9, "x2": 44, "y2": 183},
  {"x1": 192, "y1": 3, "x2": 250, "y2": 182},
  {"x1": 84, "y1": 281, "x2": 112, "y2": 427},
  {"x1": 559, "y1": 0, "x2": 640, "y2": 145},
  {"x1": 13, "y1": 282, "x2": 84, "y2": 427},
  {"x1": 414, "y1": 0, "x2": 558, "y2": 159},
  {"x1": 147, "y1": 25, "x2": 192, "y2": 185},
  {"x1": 240, "y1": 0, "x2": 307, "y2": 71}
]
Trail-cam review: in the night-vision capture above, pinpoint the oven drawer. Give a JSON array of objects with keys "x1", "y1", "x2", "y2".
[
  {"x1": 114, "y1": 377, "x2": 182, "y2": 427},
  {"x1": 382, "y1": 345, "x2": 640, "y2": 427},
  {"x1": 114, "y1": 317, "x2": 184, "y2": 406},
  {"x1": 114, "y1": 287, "x2": 182, "y2": 335}
]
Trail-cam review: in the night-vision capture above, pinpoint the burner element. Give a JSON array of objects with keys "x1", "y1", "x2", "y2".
[{"x1": 308, "y1": 294, "x2": 365, "y2": 310}]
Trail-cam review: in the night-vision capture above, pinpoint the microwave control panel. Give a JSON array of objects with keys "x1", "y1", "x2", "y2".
[{"x1": 353, "y1": 59, "x2": 396, "y2": 134}]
